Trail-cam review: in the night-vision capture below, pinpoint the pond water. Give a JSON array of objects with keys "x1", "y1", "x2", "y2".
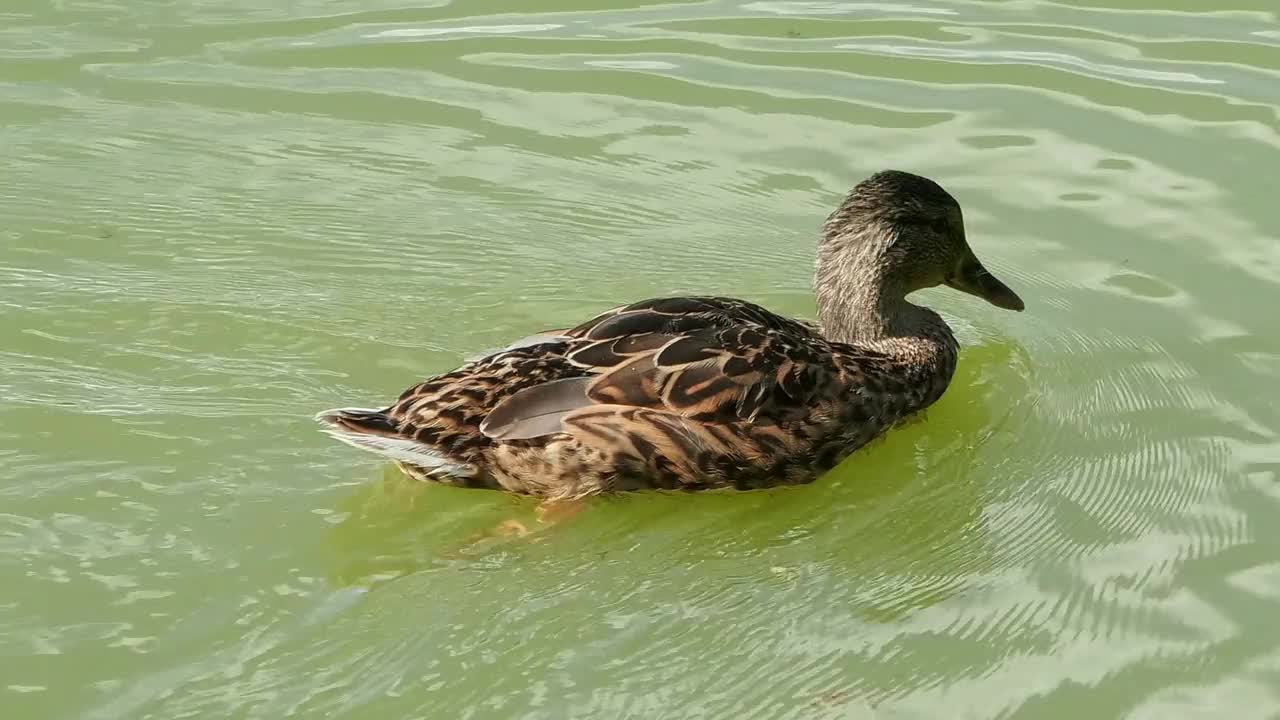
[{"x1": 3, "y1": 1, "x2": 1279, "y2": 717}]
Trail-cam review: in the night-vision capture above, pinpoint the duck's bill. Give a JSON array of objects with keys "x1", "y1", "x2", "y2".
[{"x1": 947, "y1": 256, "x2": 1025, "y2": 312}]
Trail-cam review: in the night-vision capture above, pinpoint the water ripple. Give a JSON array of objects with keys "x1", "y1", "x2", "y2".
[{"x1": 3, "y1": 0, "x2": 1280, "y2": 718}]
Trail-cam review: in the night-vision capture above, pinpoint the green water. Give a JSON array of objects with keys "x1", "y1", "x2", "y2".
[{"x1": 4, "y1": 1, "x2": 1280, "y2": 717}]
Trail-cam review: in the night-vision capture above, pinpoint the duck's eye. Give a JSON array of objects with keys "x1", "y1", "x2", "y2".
[{"x1": 930, "y1": 218, "x2": 950, "y2": 234}]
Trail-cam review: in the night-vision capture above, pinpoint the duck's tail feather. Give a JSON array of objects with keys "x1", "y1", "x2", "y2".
[
  {"x1": 315, "y1": 407, "x2": 476, "y2": 478},
  {"x1": 317, "y1": 407, "x2": 400, "y2": 435}
]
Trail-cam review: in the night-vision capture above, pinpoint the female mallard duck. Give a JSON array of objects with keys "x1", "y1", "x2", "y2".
[{"x1": 318, "y1": 170, "x2": 1024, "y2": 500}]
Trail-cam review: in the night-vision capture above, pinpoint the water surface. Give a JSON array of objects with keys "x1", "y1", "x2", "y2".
[{"x1": 3, "y1": 1, "x2": 1280, "y2": 717}]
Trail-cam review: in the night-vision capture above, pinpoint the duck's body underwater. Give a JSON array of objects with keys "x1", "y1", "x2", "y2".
[{"x1": 317, "y1": 170, "x2": 1025, "y2": 500}]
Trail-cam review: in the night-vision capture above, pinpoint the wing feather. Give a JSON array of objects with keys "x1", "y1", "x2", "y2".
[
  {"x1": 477, "y1": 295, "x2": 844, "y2": 437},
  {"x1": 480, "y1": 376, "x2": 593, "y2": 440}
]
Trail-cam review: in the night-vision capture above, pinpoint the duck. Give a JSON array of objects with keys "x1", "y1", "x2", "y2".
[{"x1": 317, "y1": 170, "x2": 1024, "y2": 502}]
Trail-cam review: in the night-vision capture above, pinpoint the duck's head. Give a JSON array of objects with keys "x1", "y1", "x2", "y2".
[{"x1": 818, "y1": 169, "x2": 1024, "y2": 313}]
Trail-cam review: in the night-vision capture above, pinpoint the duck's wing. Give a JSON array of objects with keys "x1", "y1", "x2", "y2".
[
  {"x1": 576, "y1": 325, "x2": 838, "y2": 423},
  {"x1": 480, "y1": 297, "x2": 849, "y2": 439}
]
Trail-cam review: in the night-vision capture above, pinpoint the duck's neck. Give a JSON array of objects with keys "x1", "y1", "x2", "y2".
[
  {"x1": 814, "y1": 238, "x2": 954, "y2": 354},
  {"x1": 815, "y1": 252, "x2": 959, "y2": 413}
]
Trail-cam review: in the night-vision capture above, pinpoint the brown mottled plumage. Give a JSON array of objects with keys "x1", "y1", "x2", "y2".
[{"x1": 317, "y1": 170, "x2": 1025, "y2": 499}]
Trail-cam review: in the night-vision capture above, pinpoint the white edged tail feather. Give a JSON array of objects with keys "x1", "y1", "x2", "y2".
[{"x1": 314, "y1": 407, "x2": 476, "y2": 479}]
